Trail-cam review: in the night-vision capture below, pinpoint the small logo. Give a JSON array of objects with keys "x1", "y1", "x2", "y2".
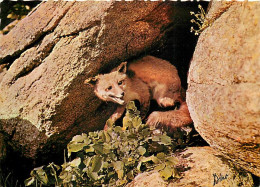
[{"x1": 213, "y1": 173, "x2": 228, "y2": 186}]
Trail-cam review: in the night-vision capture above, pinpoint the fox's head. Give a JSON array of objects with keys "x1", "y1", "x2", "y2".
[{"x1": 84, "y1": 62, "x2": 127, "y2": 105}]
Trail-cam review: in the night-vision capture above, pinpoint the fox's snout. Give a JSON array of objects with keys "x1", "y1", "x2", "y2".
[{"x1": 109, "y1": 91, "x2": 124, "y2": 98}]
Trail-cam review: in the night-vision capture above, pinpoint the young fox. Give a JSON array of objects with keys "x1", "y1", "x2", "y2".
[{"x1": 84, "y1": 56, "x2": 192, "y2": 131}]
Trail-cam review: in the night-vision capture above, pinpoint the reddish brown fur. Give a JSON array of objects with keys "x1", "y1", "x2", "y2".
[
  {"x1": 129, "y1": 56, "x2": 182, "y2": 107},
  {"x1": 147, "y1": 101, "x2": 192, "y2": 132},
  {"x1": 129, "y1": 56, "x2": 181, "y2": 87}
]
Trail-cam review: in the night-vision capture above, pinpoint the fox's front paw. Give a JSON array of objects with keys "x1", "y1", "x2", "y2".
[
  {"x1": 146, "y1": 111, "x2": 177, "y2": 132},
  {"x1": 158, "y1": 97, "x2": 175, "y2": 108},
  {"x1": 146, "y1": 111, "x2": 160, "y2": 128}
]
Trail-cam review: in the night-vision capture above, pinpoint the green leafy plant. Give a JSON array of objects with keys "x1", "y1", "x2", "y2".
[
  {"x1": 25, "y1": 102, "x2": 182, "y2": 186},
  {"x1": 190, "y1": 4, "x2": 212, "y2": 35}
]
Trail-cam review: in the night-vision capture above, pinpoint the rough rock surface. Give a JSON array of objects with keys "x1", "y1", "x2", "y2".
[
  {"x1": 0, "y1": 1, "x2": 180, "y2": 162},
  {"x1": 186, "y1": 2, "x2": 260, "y2": 176},
  {"x1": 127, "y1": 147, "x2": 253, "y2": 187}
]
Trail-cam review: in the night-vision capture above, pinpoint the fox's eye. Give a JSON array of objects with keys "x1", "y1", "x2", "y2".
[
  {"x1": 106, "y1": 86, "x2": 112, "y2": 91},
  {"x1": 118, "y1": 80, "x2": 124, "y2": 85}
]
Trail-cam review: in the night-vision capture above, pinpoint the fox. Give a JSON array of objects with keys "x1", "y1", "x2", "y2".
[{"x1": 84, "y1": 55, "x2": 192, "y2": 131}]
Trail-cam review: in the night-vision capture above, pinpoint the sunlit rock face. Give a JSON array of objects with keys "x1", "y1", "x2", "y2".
[
  {"x1": 0, "y1": 1, "x2": 187, "y2": 163},
  {"x1": 187, "y1": 1, "x2": 260, "y2": 177}
]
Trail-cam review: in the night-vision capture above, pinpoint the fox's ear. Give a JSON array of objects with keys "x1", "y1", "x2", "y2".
[
  {"x1": 116, "y1": 62, "x2": 127, "y2": 74},
  {"x1": 84, "y1": 76, "x2": 99, "y2": 87}
]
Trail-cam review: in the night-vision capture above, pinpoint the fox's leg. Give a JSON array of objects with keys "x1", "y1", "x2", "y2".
[
  {"x1": 139, "y1": 99, "x2": 150, "y2": 120},
  {"x1": 157, "y1": 97, "x2": 176, "y2": 108},
  {"x1": 153, "y1": 84, "x2": 182, "y2": 108},
  {"x1": 104, "y1": 105, "x2": 125, "y2": 130},
  {"x1": 146, "y1": 101, "x2": 192, "y2": 131}
]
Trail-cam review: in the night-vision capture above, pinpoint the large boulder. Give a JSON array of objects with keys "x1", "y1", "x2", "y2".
[
  {"x1": 187, "y1": 2, "x2": 260, "y2": 176},
  {"x1": 126, "y1": 147, "x2": 253, "y2": 187},
  {"x1": 0, "y1": 1, "x2": 186, "y2": 164}
]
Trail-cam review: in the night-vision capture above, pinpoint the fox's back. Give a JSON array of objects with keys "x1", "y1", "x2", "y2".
[{"x1": 128, "y1": 56, "x2": 181, "y2": 88}]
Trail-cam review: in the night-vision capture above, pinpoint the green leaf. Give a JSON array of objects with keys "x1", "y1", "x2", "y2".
[
  {"x1": 127, "y1": 133, "x2": 137, "y2": 139},
  {"x1": 106, "y1": 119, "x2": 115, "y2": 128},
  {"x1": 83, "y1": 157, "x2": 92, "y2": 167},
  {"x1": 87, "y1": 171, "x2": 98, "y2": 181},
  {"x1": 154, "y1": 163, "x2": 166, "y2": 171},
  {"x1": 159, "y1": 134, "x2": 172, "y2": 145},
  {"x1": 113, "y1": 161, "x2": 124, "y2": 179},
  {"x1": 91, "y1": 156, "x2": 103, "y2": 173},
  {"x1": 64, "y1": 166, "x2": 72, "y2": 172},
  {"x1": 59, "y1": 171, "x2": 72, "y2": 183},
  {"x1": 157, "y1": 152, "x2": 165, "y2": 159},
  {"x1": 85, "y1": 145, "x2": 95, "y2": 153},
  {"x1": 108, "y1": 170, "x2": 116, "y2": 178},
  {"x1": 117, "y1": 170, "x2": 124, "y2": 179},
  {"x1": 126, "y1": 101, "x2": 136, "y2": 111},
  {"x1": 109, "y1": 152, "x2": 117, "y2": 161},
  {"x1": 104, "y1": 131, "x2": 111, "y2": 142},
  {"x1": 70, "y1": 157, "x2": 81, "y2": 167},
  {"x1": 140, "y1": 156, "x2": 153, "y2": 163},
  {"x1": 24, "y1": 177, "x2": 35, "y2": 186},
  {"x1": 123, "y1": 116, "x2": 131, "y2": 129},
  {"x1": 35, "y1": 169, "x2": 48, "y2": 184},
  {"x1": 103, "y1": 161, "x2": 109, "y2": 169},
  {"x1": 93, "y1": 144, "x2": 104, "y2": 154},
  {"x1": 71, "y1": 133, "x2": 89, "y2": 143},
  {"x1": 132, "y1": 116, "x2": 142, "y2": 128},
  {"x1": 141, "y1": 128, "x2": 150, "y2": 137},
  {"x1": 137, "y1": 156, "x2": 156, "y2": 171},
  {"x1": 166, "y1": 156, "x2": 179, "y2": 165},
  {"x1": 159, "y1": 166, "x2": 173, "y2": 180},
  {"x1": 152, "y1": 135, "x2": 160, "y2": 142},
  {"x1": 151, "y1": 156, "x2": 160, "y2": 164},
  {"x1": 171, "y1": 167, "x2": 180, "y2": 178},
  {"x1": 113, "y1": 161, "x2": 124, "y2": 171},
  {"x1": 103, "y1": 143, "x2": 111, "y2": 150},
  {"x1": 137, "y1": 146, "x2": 146, "y2": 155},
  {"x1": 114, "y1": 126, "x2": 123, "y2": 133},
  {"x1": 67, "y1": 142, "x2": 87, "y2": 157}
]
